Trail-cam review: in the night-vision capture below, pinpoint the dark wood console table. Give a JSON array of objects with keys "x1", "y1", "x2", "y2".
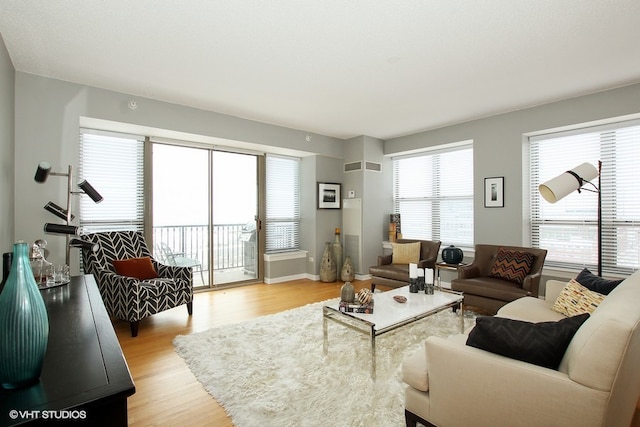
[{"x1": 0, "y1": 274, "x2": 135, "y2": 426}]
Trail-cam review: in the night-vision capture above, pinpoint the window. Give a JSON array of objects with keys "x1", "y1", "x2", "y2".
[
  {"x1": 265, "y1": 154, "x2": 300, "y2": 252},
  {"x1": 392, "y1": 143, "x2": 474, "y2": 247},
  {"x1": 79, "y1": 130, "x2": 145, "y2": 233},
  {"x1": 530, "y1": 119, "x2": 640, "y2": 275}
]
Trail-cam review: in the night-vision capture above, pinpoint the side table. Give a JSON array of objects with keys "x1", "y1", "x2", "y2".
[
  {"x1": 0, "y1": 274, "x2": 135, "y2": 426},
  {"x1": 435, "y1": 262, "x2": 466, "y2": 289}
]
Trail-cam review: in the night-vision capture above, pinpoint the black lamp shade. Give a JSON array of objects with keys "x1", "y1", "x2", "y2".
[
  {"x1": 44, "y1": 202, "x2": 75, "y2": 221},
  {"x1": 44, "y1": 223, "x2": 78, "y2": 235},
  {"x1": 34, "y1": 161, "x2": 52, "y2": 183},
  {"x1": 78, "y1": 180, "x2": 103, "y2": 203},
  {"x1": 69, "y1": 238, "x2": 99, "y2": 252}
]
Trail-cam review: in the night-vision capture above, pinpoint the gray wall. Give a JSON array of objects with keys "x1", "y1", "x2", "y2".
[
  {"x1": 8, "y1": 55, "x2": 640, "y2": 282},
  {"x1": 0, "y1": 36, "x2": 14, "y2": 253},
  {"x1": 386, "y1": 83, "x2": 640, "y2": 248},
  {"x1": 313, "y1": 155, "x2": 343, "y2": 275},
  {"x1": 342, "y1": 135, "x2": 391, "y2": 274},
  {"x1": 14, "y1": 72, "x2": 344, "y2": 268}
]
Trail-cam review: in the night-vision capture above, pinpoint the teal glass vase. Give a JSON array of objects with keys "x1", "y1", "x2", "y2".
[{"x1": 0, "y1": 241, "x2": 49, "y2": 389}]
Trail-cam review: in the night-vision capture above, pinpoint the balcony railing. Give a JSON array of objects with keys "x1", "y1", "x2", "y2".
[{"x1": 153, "y1": 223, "x2": 255, "y2": 273}]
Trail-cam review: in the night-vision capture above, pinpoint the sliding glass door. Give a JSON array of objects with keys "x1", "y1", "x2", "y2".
[
  {"x1": 211, "y1": 151, "x2": 259, "y2": 285},
  {"x1": 152, "y1": 144, "x2": 260, "y2": 288}
]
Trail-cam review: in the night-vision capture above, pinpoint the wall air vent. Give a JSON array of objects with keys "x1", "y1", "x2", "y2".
[
  {"x1": 344, "y1": 161, "x2": 362, "y2": 172},
  {"x1": 365, "y1": 161, "x2": 382, "y2": 172}
]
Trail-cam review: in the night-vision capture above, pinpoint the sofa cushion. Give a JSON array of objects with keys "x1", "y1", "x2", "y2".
[
  {"x1": 369, "y1": 264, "x2": 409, "y2": 282},
  {"x1": 466, "y1": 313, "x2": 590, "y2": 369},
  {"x1": 496, "y1": 296, "x2": 566, "y2": 323},
  {"x1": 392, "y1": 242, "x2": 421, "y2": 264},
  {"x1": 451, "y1": 277, "x2": 530, "y2": 302},
  {"x1": 112, "y1": 256, "x2": 159, "y2": 280},
  {"x1": 575, "y1": 268, "x2": 623, "y2": 295},
  {"x1": 552, "y1": 279, "x2": 605, "y2": 317},
  {"x1": 488, "y1": 248, "x2": 535, "y2": 285},
  {"x1": 138, "y1": 278, "x2": 184, "y2": 299}
]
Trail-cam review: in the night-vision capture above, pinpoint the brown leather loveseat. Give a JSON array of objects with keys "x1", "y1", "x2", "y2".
[
  {"x1": 451, "y1": 244, "x2": 547, "y2": 314},
  {"x1": 369, "y1": 239, "x2": 441, "y2": 291}
]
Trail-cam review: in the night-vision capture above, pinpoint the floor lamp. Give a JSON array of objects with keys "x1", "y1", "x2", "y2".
[
  {"x1": 34, "y1": 162, "x2": 102, "y2": 265},
  {"x1": 538, "y1": 161, "x2": 602, "y2": 277}
]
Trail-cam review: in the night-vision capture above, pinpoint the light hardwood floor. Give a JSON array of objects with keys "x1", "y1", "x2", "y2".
[
  {"x1": 115, "y1": 279, "x2": 372, "y2": 426},
  {"x1": 116, "y1": 279, "x2": 640, "y2": 427}
]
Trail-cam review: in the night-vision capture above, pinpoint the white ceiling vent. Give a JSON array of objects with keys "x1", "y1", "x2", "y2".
[
  {"x1": 365, "y1": 161, "x2": 382, "y2": 172},
  {"x1": 344, "y1": 161, "x2": 362, "y2": 172}
]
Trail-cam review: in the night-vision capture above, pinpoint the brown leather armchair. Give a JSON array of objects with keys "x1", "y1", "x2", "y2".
[
  {"x1": 451, "y1": 244, "x2": 547, "y2": 314},
  {"x1": 369, "y1": 239, "x2": 441, "y2": 291}
]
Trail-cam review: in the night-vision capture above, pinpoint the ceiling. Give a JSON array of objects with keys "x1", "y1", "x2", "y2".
[{"x1": 1, "y1": 1, "x2": 640, "y2": 140}]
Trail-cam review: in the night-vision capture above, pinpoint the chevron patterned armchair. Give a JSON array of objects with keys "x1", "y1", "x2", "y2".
[
  {"x1": 82, "y1": 230, "x2": 193, "y2": 337},
  {"x1": 451, "y1": 244, "x2": 547, "y2": 314}
]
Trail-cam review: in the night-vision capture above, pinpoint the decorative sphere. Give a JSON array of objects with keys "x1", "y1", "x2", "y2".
[
  {"x1": 356, "y1": 288, "x2": 373, "y2": 305},
  {"x1": 442, "y1": 245, "x2": 463, "y2": 264}
]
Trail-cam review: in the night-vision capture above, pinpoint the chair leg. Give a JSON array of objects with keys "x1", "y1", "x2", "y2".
[
  {"x1": 187, "y1": 301, "x2": 193, "y2": 315},
  {"x1": 405, "y1": 409, "x2": 434, "y2": 427},
  {"x1": 130, "y1": 321, "x2": 139, "y2": 337},
  {"x1": 370, "y1": 283, "x2": 376, "y2": 292}
]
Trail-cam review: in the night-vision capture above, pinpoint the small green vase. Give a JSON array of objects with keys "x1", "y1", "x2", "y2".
[{"x1": 0, "y1": 241, "x2": 50, "y2": 389}]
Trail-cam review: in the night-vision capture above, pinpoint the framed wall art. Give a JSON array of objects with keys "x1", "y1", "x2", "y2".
[
  {"x1": 484, "y1": 177, "x2": 504, "y2": 208},
  {"x1": 318, "y1": 182, "x2": 341, "y2": 209}
]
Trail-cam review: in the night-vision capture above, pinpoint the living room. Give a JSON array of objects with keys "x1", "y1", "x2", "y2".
[{"x1": 1, "y1": 2, "x2": 640, "y2": 426}]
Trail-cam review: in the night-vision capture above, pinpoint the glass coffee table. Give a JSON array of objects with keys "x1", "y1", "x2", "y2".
[{"x1": 323, "y1": 286, "x2": 464, "y2": 379}]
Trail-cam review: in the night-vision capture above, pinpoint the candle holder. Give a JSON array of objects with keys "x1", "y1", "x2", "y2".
[
  {"x1": 424, "y1": 268, "x2": 435, "y2": 295},
  {"x1": 409, "y1": 278, "x2": 419, "y2": 293}
]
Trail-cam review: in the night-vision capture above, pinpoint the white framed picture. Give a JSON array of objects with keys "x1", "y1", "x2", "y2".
[
  {"x1": 318, "y1": 182, "x2": 341, "y2": 209},
  {"x1": 484, "y1": 177, "x2": 504, "y2": 208}
]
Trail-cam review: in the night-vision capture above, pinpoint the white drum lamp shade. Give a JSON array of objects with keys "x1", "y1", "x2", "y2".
[{"x1": 539, "y1": 162, "x2": 599, "y2": 203}]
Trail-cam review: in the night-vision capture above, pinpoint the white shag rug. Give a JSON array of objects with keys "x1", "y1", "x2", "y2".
[{"x1": 173, "y1": 300, "x2": 477, "y2": 427}]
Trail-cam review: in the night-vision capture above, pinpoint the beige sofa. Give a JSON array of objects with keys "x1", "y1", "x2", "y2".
[{"x1": 402, "y1": 270, "x2": 640, "y2": 427}]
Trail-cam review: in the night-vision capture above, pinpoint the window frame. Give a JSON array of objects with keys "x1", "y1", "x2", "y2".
[
  {"x1": 392, "y1": 142, "x2": 474, "y2": 248},
  {"x1": 265, "y1": 154, "x2": 301, "y2": 253},
  {"x1": 78, "y1": 129, "x2": 146, "y2": 234},
  {"x1": 529, "y1": 118, "x2": 640, "y2": 276}
]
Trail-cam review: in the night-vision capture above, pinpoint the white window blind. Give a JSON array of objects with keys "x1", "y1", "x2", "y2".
[
  {"x1": 530, "y1": 119, "x2": 640, "y2": 275},
  {"x1": 392, "y1": 144, "x2": 474, "y2": 247},
  {"x1": 79, "y1": 130, "x2": 145, "y2": 232},
  {"x1": 265, "y1": 154, "x2": 300, "y2": 252}
]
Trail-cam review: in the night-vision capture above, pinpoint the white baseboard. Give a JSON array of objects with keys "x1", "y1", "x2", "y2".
[
  {"x1": 265, "y1": 272, "x2": 371, "y2": 284},
  {"x1": 264, "y1": 273, "x2": 308, "y2": 284}
]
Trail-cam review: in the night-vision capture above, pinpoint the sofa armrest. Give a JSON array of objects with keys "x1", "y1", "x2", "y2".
[
  {"x1": 94, "y1": 269, "x2": 140, "y2": 288},
  {"x1": 417, "y1": 259, "x2": 436, "y2": 270},
  {"x1": 457, "y1": 263, "x2": 480, "y2": 279},
  {"x1": 378, "y1": 254, "x2": 392, "y2": 266},
  {"x1": 521, "y1": 270, "x2": 543, "y2": 296},
  {"x1": 544, "y1": 279, "x2": 567, "y2": 302},
  {"x1": 418, "y1": 336, "x2": 605, "y2": 427},
  {"x1": 153, "y1": 260, "x2": 192, "y2": 279}
]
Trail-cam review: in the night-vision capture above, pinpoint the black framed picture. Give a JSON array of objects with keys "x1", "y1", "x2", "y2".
[
  {"x1": 318, "y1": 182, "x2": 341, "y2": 209},
  {"x1": 484, "y1": 177, "x2": 504, "y2": 208}
]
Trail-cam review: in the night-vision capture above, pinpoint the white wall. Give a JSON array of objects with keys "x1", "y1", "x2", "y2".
[{"x1": 0, "y1": 36, "x2": 14, "y2": 253}]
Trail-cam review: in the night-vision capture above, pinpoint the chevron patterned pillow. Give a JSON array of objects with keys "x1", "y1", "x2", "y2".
[
  {"x1": 466, "y1": 313, "x2": 590, "y2": 370},
  {"x1": 488, "y1": 248, "x2": 535, "y2": 285}
]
